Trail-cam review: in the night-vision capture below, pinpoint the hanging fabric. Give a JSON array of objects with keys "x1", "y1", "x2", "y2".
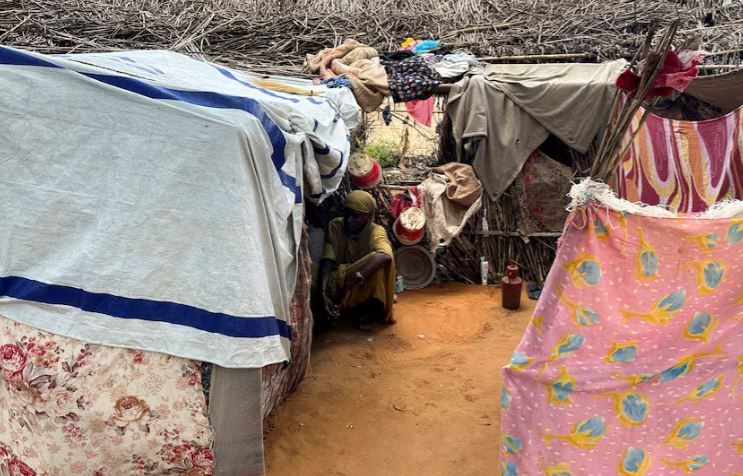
[{"x1": 612, "y1": 105, "x2": 743, "y2": 213}]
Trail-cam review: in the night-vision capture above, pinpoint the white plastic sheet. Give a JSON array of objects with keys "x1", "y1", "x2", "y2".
[{"x1": 0, "y1": 46, "x2": 357, "y2": 367}]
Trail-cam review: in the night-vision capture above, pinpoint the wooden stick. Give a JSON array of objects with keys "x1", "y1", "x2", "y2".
[
  {"x1": 705, "y1": 48, "x2": 743, "y2": 57},
  {"x1": 468, "y1": 231, "x2": 562, "y2": 237},
  {"x1": 0, "y1": 14, "x2": 30, "y2": 42},
  {"x1": 698, "y1": 64, "x2": 742, "y2": 70},
  {"x1": 442, "y1": 22, "x2": 521, "y2": 38},
  {"x1": 1, "y1": 2, "x2": 741, "y2": 77},
  {"x1": 591, "y1": 21, "x2": 679, "y2": 182},
  {"x1": 678, "y1": 19, "x2": 743, "y2": 34},
  {"x1": 479, "y1": 53, "x2": 591, "y2": 62},
  {"x1": 378, "y1": 184, "x2": 414, "y2": 191}
]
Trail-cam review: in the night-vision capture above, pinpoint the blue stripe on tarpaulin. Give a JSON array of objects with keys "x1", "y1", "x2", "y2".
[
  {"x1": 320, "y1": 148, "x2": 346, "y2": 179},
  {"x1": 0, "y1": 46, "x2": 302, "y2": 203},
  {"x1": 313, "y1": 144, "x2": 331, "y2": 156},
  {"x1": 0, "y1": 46, "x2": 61, "y2": 69},
  {"x1": 0, "y1": 276, "x2": 292, "y2": 340}
]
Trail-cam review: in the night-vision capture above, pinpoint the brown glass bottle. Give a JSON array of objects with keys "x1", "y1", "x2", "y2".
[{"x1": 501, "y1": 264, "x2": 523, "y2": 310}]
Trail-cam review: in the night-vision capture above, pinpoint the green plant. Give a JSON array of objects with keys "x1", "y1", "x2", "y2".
[{"x1": 364, "y1": 140, "x2": 400, "y2": 168}]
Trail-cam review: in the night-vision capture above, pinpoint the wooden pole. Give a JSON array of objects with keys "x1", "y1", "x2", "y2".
[
  {"x1": 697, "y1": 64, "x2": 742, "y2": 71},
  {"x1": 442, "y1": 22, "x2": 522, "y2": 38},
  {"x1": 468, "y1": 231, "x2": 562, "y2": 237},
  {"x1": 478, "y1": 53, "x2": 591, "y2": 62},
  {"x1": 705, "y1": 48, "x2": 743, "y2": 57}
]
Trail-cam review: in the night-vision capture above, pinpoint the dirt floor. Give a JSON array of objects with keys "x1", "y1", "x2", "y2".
[{"x1": 264, "y1": 283, "x2": 534, "y2": 476}]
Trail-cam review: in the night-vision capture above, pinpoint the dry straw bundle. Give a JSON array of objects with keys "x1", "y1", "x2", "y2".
[
  {"x1": 0, "y1": 0, "x2": 741, "y2": 75},
  {"x1": 1, "y1": 0, "x2": 741, "y2": 284}
]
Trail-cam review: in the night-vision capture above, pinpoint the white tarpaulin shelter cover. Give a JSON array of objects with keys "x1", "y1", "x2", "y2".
[{"x1": 0, "y1": 45, "x2": 357, "y2": 368}]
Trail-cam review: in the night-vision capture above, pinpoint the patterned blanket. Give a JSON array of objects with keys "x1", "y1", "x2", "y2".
[
  {"x1": 501, "y1": 180, "x2": 743, "y2": 475},
  {"x1": 0, "y1": 316, "x2": 213, "y2": 475},
  {"x1": 612, "y1": 106, "x2": 743, "y2": 213}
]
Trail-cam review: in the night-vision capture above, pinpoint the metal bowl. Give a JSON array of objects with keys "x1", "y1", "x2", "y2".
[{"x1": 395, "y1": 245, "x2": 436, "y2": 290}]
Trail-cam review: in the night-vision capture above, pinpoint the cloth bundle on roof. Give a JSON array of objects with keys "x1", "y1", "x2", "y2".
[
  {"x1": 305, "y1": 39, "x2": 378, "y2": 73},
  {"x1": 0, "y1": 45, "x2": 356, "y2": 368},
  {"x1": 447, "y1": 61, "x2": 627, "y2": 200},
  {"x1": 400, "y1": 38, "x2": 440, "y2": 54},
  {"x1": 616, "y1": 50, "x2": 703, "y2": 98},
  {"x1": 434, "y1": 62, "x2": 470, "y2": 79},
  {"x1": 346, "y1": 60, "x2": 391, "y2": 112},
  {"x1": 420, "y1": 163, "x2": 482, "y2": 249},
  {"x1": 611, "y1": 105, "x2": 743, "y2": 213},
  {"x1": 412, "y1": 40, "x2": 440, "y2": 55},
  {"x1": 378, "y1": 50, "x2": 415, "y2": 62},
  {"x1": 308, "y1": 40, "x2": 444, "y2": 112},
  {"x1": 306, "y1": 40, "x2": 390, "y2": 112},
  {"x1": 501, "y1": 179, "x2": 743, "y2": 475},
  {"x1": 383, "y1": 55, "x2": 441, "y2": 103},
  {"x1": 433, "y1": 53, "x2": 479, "y2": 79},
  {"x1": 320, "y1": 57, "x2": 390, "y2": 112}
]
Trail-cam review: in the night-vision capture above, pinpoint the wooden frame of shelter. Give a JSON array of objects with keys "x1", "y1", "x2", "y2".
[{"x1": 370, "y1": 24, "x2": 743, "y2": 284}]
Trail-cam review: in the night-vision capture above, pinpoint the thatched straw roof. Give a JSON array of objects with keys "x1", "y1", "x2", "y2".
[{"x1": 1, "y1": 0, "x2": 741, "y2": 75}]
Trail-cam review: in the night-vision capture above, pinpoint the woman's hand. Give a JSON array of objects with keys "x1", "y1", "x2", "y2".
[{"x1": 323, "y1": 292, "x2": 340, "y2": 318}]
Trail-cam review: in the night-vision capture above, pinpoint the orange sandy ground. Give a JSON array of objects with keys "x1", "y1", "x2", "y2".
[{"x1": 264, "y1": 283, "x2": 534, "y2": 476}]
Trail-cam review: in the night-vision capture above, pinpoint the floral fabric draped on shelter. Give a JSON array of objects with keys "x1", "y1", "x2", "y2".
[{"x1": 0, "y1": 317, "x2": 214, "y2": 475}]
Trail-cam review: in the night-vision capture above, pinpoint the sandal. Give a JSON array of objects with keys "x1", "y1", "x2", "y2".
[{"x1": 527, "y1": 283, "x2": 542, "y2": 300}]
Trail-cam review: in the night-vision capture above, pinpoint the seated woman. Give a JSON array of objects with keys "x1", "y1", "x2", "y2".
[{"x1": 320, "y1": 191, "x2": 396, "y2": 330}]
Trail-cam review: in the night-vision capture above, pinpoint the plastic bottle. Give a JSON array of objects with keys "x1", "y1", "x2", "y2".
[
  {"x1": 395, "y1": 276, "x2": 405, "y2": 294},
  {"x1": 480, "y1": 257, "x2": 489, "y2": 286},
  {"x1": 501, "y1": 264, "x2": 523, "y2": 310}
]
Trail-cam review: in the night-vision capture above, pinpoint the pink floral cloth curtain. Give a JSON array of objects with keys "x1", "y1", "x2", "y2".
[{"x1": 501, "y1": 199, "x2": 743, "y2": 475}]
